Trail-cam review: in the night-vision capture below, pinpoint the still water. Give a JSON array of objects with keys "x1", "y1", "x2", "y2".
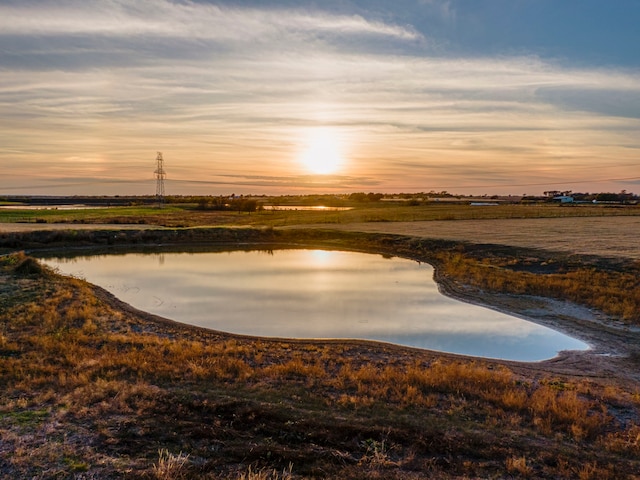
[{"x1": 42, "y1": 249, "x2": 588, "y2": 361}]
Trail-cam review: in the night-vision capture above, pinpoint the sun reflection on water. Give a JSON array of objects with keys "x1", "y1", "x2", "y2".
[{"x1": 40, "y1": 249, "x2": 589, "y2": 361}]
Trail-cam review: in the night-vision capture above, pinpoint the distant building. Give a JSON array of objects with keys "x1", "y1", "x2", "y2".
[{"x1": 553, "y1": 196, "x2": 574, "y2": 203}]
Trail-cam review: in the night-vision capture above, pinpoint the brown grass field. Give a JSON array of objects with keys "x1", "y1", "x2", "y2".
[
  {"x1": 1, "y1": 202, "x2": 640, "y2": 478},
  {"x1": 299, "y1": 216, "x2": 640, "y2": 260}
]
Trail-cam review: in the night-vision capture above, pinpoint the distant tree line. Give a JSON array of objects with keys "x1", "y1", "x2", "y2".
[
  {"x1": 348, "y1": 192, "x2": 384, "y2": 202},
  {"x1": 537, "y1": 190, "x2": 639, "y2": 204},
  {"x1": 193, "y1": 196, "x2": 262, "y2": 213}
]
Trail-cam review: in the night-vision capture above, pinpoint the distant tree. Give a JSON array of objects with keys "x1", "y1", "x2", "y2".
[
  {"x1": 349, "y1": 192, "x2": 368, "y2": 202},
  {"x1": 231, "y1": 198, "x2": 259, "y2": 213},
  {"x1": 618, "y1": 190, "x2": 636, "y2": 203},
  {"x1": 595, "y1": 193, "x2": 621, "y2": 202},
  {"x1": 195, "y1": 196, "x2": 228, "y2": 210},
  {"x1": 196, "y1": 198, "x2": 210, "y2": 210}
]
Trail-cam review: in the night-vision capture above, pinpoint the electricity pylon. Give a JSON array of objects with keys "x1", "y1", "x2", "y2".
[{"x1": 154, "y1": 152, "x2": 166, "y2": 207}]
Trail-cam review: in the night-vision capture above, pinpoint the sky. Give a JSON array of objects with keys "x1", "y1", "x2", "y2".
[{"x1": 1, "y1": 0, "x2": 639, "y2": 197}]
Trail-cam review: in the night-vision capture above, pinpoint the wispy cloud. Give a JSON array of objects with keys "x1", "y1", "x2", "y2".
[{"x1": 0, "y1": 0, "x2": 423, "y2": 43}]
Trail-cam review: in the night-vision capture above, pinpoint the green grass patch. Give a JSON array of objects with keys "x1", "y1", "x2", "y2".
[
  {"x1": 1, "y1": 409, "x2": 49, "y2": 427},
  {"x1": 2, "y1": 201, "x2": 638, "y2": 228},
  {"x1": 0, "y1": 205, "x2": 183, "y2": 225}
]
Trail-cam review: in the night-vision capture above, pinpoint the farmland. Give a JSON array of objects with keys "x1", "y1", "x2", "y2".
[{"x1": 1, "y1": 198, "x2": 640, "y2": 228}]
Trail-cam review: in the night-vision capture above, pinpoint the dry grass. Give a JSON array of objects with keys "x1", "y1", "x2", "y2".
[
  {"x1": 236, "y1": 464, "x2": 293, "y2": 480},
  {"x1": 435, "y1": 250, "x2": 640, "y2": 324},
  {"x1": 309, "y1": 215, "x2": 640, "y2": 260},
  {"x1": 1, "y1": 228, "x2": 640, "y2": 478},
  {"x1": 0, "y1": 260, "x2": 638, "y2": 478},
  {"x1": 152, "y1": 449, "x2": 190, "y2": 480},
  {"x1": 506, "y1": 456, "x2": 533, "y2": 477}
]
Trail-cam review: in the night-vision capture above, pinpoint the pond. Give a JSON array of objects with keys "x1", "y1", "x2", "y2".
[{"x1": 41, "y1": 249, "x2": 588, "y2": 361}]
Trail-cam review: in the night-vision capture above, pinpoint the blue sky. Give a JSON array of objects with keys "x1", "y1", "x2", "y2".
[{"x1": 1, "y1": 0, "x2": 639, "y2": 196}]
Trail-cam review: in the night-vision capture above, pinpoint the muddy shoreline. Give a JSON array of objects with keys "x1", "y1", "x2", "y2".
[
  {"x1": 432, "y1": 271, "x2": 640, "y2": 386},
  {"x1": 94, "y1": 268, "x2": 640, "y2": 385}
]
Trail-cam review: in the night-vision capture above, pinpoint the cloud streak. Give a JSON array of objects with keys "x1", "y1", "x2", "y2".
[{"x1": 0, "y1": 1, "x2": 422, "y2": 43}]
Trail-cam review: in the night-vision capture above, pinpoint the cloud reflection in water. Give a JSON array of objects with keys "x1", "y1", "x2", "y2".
[{"x1": 43, "y1": 249, "x2": 588, "y2": 361}]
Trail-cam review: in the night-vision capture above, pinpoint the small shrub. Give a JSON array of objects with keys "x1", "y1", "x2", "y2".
[
  {"x1": 13, "y1": 254, "x2": 46, "y2": 276},
  {"x1": 237, "y1": 463, "x2": 293, "y2": 480}
]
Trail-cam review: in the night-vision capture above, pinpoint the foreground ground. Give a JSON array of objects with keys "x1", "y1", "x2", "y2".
[{"x1": 1, "y1": 204, "x2": 640, "y2": 478}]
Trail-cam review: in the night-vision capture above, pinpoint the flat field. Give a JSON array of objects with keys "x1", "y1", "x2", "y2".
[
  {"x1": 2, "y1": 202, "x2": 640, "y2": 257},
  {"x1": 300, "y1": 216, "x2": 640, "y2": 260},
  {"x1": 1, "y1": 201, "x2": 639, "y2": 227}
]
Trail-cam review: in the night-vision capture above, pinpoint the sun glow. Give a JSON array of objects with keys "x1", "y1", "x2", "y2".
[{"x1": 299, "y1": 128, "x2": 344, "y2": 175}]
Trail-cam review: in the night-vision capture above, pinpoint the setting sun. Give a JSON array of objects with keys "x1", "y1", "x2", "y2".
[{"x1": 299, "y1": 128, "x2": 344, "y2": 175}]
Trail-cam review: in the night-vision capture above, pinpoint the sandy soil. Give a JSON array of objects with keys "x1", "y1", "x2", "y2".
[{"x1": 302, "y1": 216, "x2": 640, "y2": 259}]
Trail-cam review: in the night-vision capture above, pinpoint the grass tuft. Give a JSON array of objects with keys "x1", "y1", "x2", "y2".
[{"x1": 152, "y1": 449, "x2": 190, "y2": 479}]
